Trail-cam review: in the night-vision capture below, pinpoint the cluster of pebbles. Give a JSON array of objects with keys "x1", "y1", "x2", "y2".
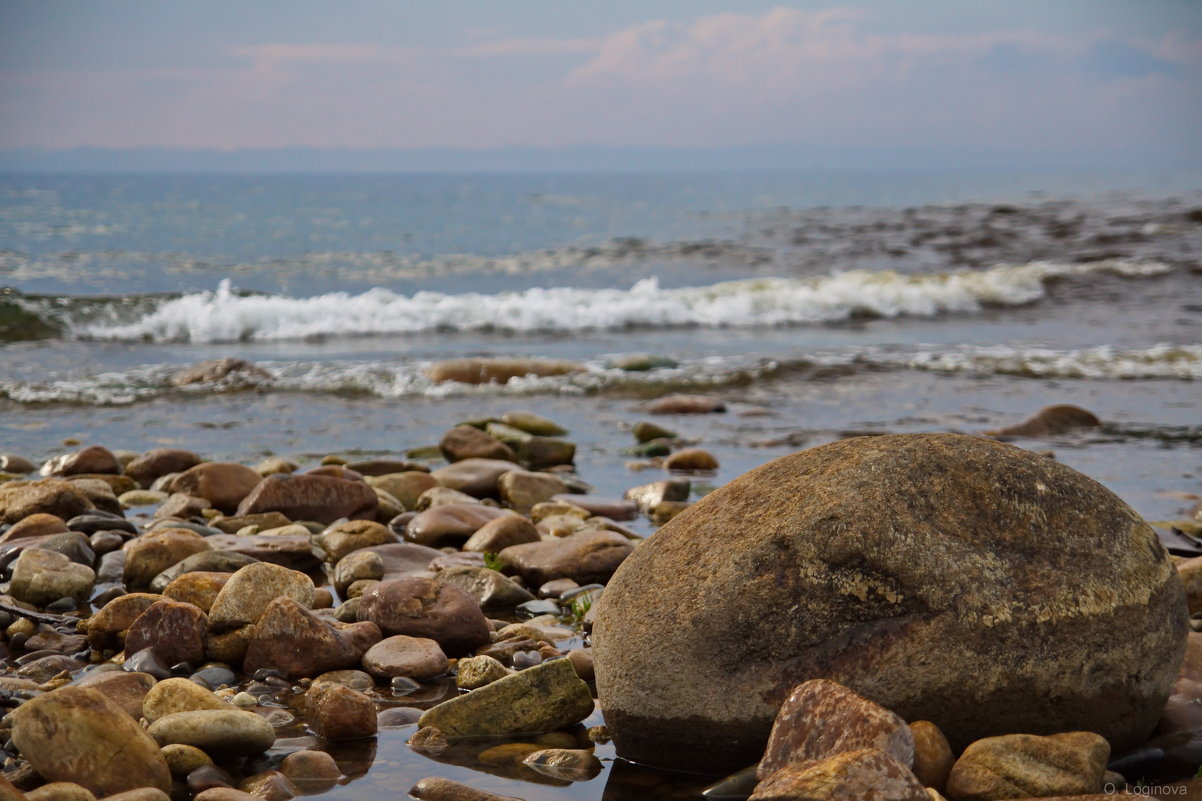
[{"x1": 0, "y1": 402, "x2": 723, "y2": 801}]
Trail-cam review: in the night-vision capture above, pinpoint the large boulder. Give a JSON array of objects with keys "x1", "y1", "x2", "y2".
[{"x1": 592, "y1": 433, "x2": 1187, "y2": 774}]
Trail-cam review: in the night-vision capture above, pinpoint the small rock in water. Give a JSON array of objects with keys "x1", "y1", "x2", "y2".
[
  {"x1": 356, "y1": 577, "x2": 491, "y2": 656},
  {"x1": 456, "y1": 655, "x2": 512, "y2": 690},
  {"x1": 168, "y1": 358, "x2": 270, "y2": 387},
  {"x1": 522, "y1": 748, "x2": 603, "y2": 781},
  {"x1": 362, "y1": 635, "x2": 448, "y2": 681},
  {"x1": 425, "y1": 357, "x2": 584, "y2": 385},
  {"x1": 279, "y1": 749, "x2": 342, "y2": 780},
  {"x1": 305, "y1": 682, "x2": 378, "y2": 740},
  {"x1": 500, "y1": 410, "x2": 568, "y2": 437},
  {"x1": 665, "y1": 447, "x2": 719, "y2": 472},
  {"x1": 378, "y1": 706, "x2": 423, "y2": 727},
  {"x1": 984, "y1": 404, "x2": 1102, "y2": 438},
  {"x1": 631, "y1": 420, "x2": 678, "y2": 442},
  {"x1": 148, "y1": 708, "x2": 277, "y2": 757},
  {"x1": 648, "y1": 393, "x2": 726, "y2": 414},
  {"x1": 439, "y1": 425, "x2": 517, "y2": 463},
  {"x1": 623, "y1": 478, "x2": 690, "y2": 514},
  {"x1": 409, "y1": 776, "x2": 525, "y2": 801},
  {"x1": 606, "y1": 353, "x2": 679, "y2": 372}
]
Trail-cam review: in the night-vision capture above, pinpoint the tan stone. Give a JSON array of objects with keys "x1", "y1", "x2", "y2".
[
  {"x1": 143, "y1": 677, "x2": 232, "y2": 722},
  {"x1": 0, "y1": 478, "x2": 94, "y2": 524},
  {"x1": 160, "y1": 571, "x2": 229, "y2": 613},
  {"x1": 438, "y1": 427, "x2": 516, "y2": 464},
  {"x1": 945, "y1": 732, "x2": 1110, "y2": 801},
  {"x1": 83, "y1": 592, "x2": 162, "y2": 651},
  {"x1": 74, "y1": 670, "x2": 156, "y2": 721},
  {"x1": 123, "y1": 528, "x2": 211, "y2": 588},
  {"x1": 912, "y1": 720, "x2": 955, "y2": 793},
  {"x1": 749, "y1": 749, "x2": 928, "y2": 801},
  {"x1": 0, "y1": 512, "x2": 68, "y2": 543},
  {"x1": 318, "y1": 519, "x2": 395, "y2": 563},
  {"x1": 206, "y1": 561, "x2": 314, "y2": 633},
  {"x1": 498, "y1": 469, "x2": 567, "y2": 513},
  {"x1": 405, "y1": 502, "x2": 512, "y2": 548},
  {"x1": 462, "y1": 515, "x2": 541, "y2": 552},
  {"x1": 169, "y1": 463, "x2": 262, "y2": 514},
  {"x1": 426, "y1": 357, "x2": 583, "y2": 385},
  {"x1": 147, "y1": 709, "x2": 276, "y2": 757}
]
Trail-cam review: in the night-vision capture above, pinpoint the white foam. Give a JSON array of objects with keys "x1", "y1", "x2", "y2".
[{"x1": 74, "y1": 258, "x2": 1172, "y2": 344}]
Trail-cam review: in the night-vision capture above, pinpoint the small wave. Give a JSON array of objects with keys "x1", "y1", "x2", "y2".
[
  {"x1": 869, "y1": 343, "x2": 1202, "y2": 380},
  {"x1": 68, "y1": 258, "x2": 1171, "y2": 344}
]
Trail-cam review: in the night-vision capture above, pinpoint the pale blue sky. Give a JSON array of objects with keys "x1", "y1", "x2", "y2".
[{"x1": 1, "y1": 1, "x2": 1199, "y2": 163}]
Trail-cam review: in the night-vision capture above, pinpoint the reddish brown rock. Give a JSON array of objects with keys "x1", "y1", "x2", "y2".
[
  {"x1": 912, "y1": 720, "x2": 955, "y2": 793},
  {"x1": 124, "y1": 449, "x2": 202, "y2": 487},
  {"x1": 83, "y1": 592, "x2": 162, "y2": 651},
  {"x1": 648, "y1": 393, "x2": 727, "y2": 414},
  {"x1": 243, "y1": 597, "x2": 381, "y2": 677},
  {"x1": 40, "y1": 445, "x2": 122, "y2": 477},
  {"x1": 124, "y1": 599, "x2": 208, "y2": 666},
  {"x1": 357, "y1": 577, "x2": 491, "y2": 656},
  {"x1": 431, "y1": 457, "x2": 516, "y2": 497},
  {"x1": 123, "y1": 528, "x2": 212, "y2": 588},
  {"x1": 758, "y1": 679, "x2": 915, "y2": 781},
  {"x1": 405, "y1": 503, "x2": 512, "y2": 548},
  {"x1": 361, "y1": 635, "x2": 449, "y2": 680},
  {"x1": 462, "y1": 514, "x2": 541, "y2": 552},
  {"x1": 946, "y1": 732, "x2": 1109, "y2": 800},
  {"x1": 426, "y1": 357, "x2": 583, "y2": 386},
  {"x1": 499, "y1": 529, "x2": 634, "y2": 586},
  {"x1": 305, "y1": 683, "x2": 377, "y2": 740},
  {"x1": 665, "y1": 448, "x2": 720, "y2": 472},
  {"x1": 749, "y1": 749, "x2": 928, "y2": 801},
  {"x1": 169, "y1": 463, "x2": 263, "y2": 514},
  {"x1": 985, "y1": 404, "x2": 1101, "y2": 438},
  {"x1": 235, "y1": 473, "x2": 377, "y2": 524},
  {"x1": 0, "y1": 479, "x2": 94, "y2": 524},
  {"x1": 161, "y1": 571, "x2": 230, "y2": 613}
]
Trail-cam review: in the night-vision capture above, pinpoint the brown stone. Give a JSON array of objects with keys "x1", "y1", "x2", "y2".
[
  {"x1": 168, "y1": 358, "x2": 269, "y2": 387},
  {"x1": 0, "y1": 512, "x2": 69, "y2": 543},
  {"x1": 161, "y1": 571, "x2": 230, "y2": 613},
  {"x1": 278, "y1": 749, "x2": 342, "y2": 780},
  {"x1": 154, "y1": 492, "x2": 211, "y2": 520},
  {"x1": 438, "y1": 426, "x2": 516, "y2": 464},
  {"x1": 0, "y1": 453, "x2": 35, "y2": 473},
  {"x1": 124, "y1": 599, "x2": 208, "y2": 666},
  {"x1": 648, "y1": 393, "x2": 726, "y2": 414},
  {"x1": 11, "y1": 686, "x2": 171, "y2": 796},
  {"x1": 123, "y1": 528, "x2": 212, "y2": 588},
  {"x1": 758, "y1": 679, "x2": 915, "y2": 781},
  {"x1": 305, "y1": 683, "x2": 377, "y2": 740},
  {"x1": 207, "y1": 561, "x2": 316, "y2": 634},
  {"x1": 405, "y1": 503, "x2": 512, "y2": 548},
  {"x1": 235, "y1": 473, "x2": 377, "y2": 524},
  {"x1": 201, "y1": 534, "x2": 321, "y2": 571},
  {"x1": 367, "y1": 471, "x2": 439, "y2": 510},
  {"x1": 665, "y1": 447, "x2": 720, "y2": 472},
  {"x1": 912, "y1": 720, "x2": 955, "y2": 793},
  {"x1": 26, "y1": 783, "x2": 95, "y2": 801},
  {"x1": 169, "y1": 463, "x2": 262, "y2": 514},
  {"x1": 0, "y1": 479, "x2": 94, "y2": 524},
  {"x1": 74, "y1": 670, "x2": 156, "y2": 720},
  {"x1": 83, "y1": 592, "x2": 162, "y2": 651},
  {"x1": 243, "y1": 596, "x2": 381, "y2": 677},
  {"x1": 945, "y1": 732, "x2": 1109, "y2": 800},
  {"x1": 435, "y1": 565, "x2": 535, "y2": 608},
  {"x1": 1179, "y1": 557, "x2": 1202, "y2": 615},
  {"x1": 142, "y1": 677, "x2": 232, "y2": 722},
  {"x1": 623, "y1": 478, "x2": 690, "y2": 514},
  {"x1": 749, "y1": 749, "x2": 928, "y2": 801},
  {"x1": 317, "y1": 519, "x2": 396, "y2": 563},
  {"x1": 593, "y1": 433, "x2": 1187, "y2": 774},
  {"x1": 985, "y1": 404, "x2": 1102, "y2": 438},
  {"x1": 238, "y1": 771, "x2": 297, "y2": 801},
  {"x1": 124, "y1": 448, "x2": 203, "y2": 487},
  {"x1": 40, "y1": 445, "x2": 122, "y2": 477},
  {"x1": 499, "y1": 529, "x2": 634, "y2": 586},
  {"x1": 426, "y1": 357, "x2": 583, "y2": 386},
  {"x1": 361, "y1": 542, "x2": 444, "y2": 580},
  {"x1": 409, "y1": 777, "x2": 524, "y2": 801},
  {"x1": 361, "y1": 635, "x2": 448, "y2": 680},
  {"x1": 357, "y1": 577, "x2": 491, "y2": 656},
  {"x1": 498, "y1": 469, "x2": 567, "y2": 513},
  {"x1": 208, "y1": 511, "x2": 292, "y2": 533},
  {"x1": 463, "y1": 515, "x2": 542, "y2": 552},
  {"x1": 432, "y1": 457, "x2": 517, "y2": 498},
  {"x1": 551, "y1": 494, "x2": 638, "y2": 521}
]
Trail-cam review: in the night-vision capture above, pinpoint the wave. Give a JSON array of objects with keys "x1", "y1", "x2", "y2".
[
  {"x1": 43, "y1": 258, "x2": 1169, "y2": 344},
  {"x1": 2, "y1": 343, "x2": 1197, "y2": 407}
]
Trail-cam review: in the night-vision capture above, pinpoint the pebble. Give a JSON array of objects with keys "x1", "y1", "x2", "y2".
[
  {"x1": 147, "y1": 708, "x2": 277, "y2": 757},
  {"x1": 361, "y1": 635, "x2": 449, "y2": 681},
  {"x1": 305, "y1": 682, "x2": 378, "y2": 740}
]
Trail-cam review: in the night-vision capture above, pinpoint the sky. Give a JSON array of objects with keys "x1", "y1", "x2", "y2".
[{"x1": 1, "y1": 1, "x2": 1201, "y2": 166}]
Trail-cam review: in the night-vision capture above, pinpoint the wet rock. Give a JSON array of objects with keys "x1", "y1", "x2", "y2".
[
  {"x1": 985, "y1": 404, "x2": 1102, "y2": 438},
  {"x1": 438, "y1": 426, "x2": 516, "y2": 464},
  {"x1": 405, "y1": 503, "x2": 512, "y2": 548},
  {"x1": 462, "y1": 515, "x2": 541, "y2": 553},
  {"x1": 499, "y1": 529, "x2": 634, "y2": 586},
  {"x1": 18, "y1": 653, "x2": 85, "y2": 681},
  {"x1": 665, "y1": 447, "x2": 719, "y2": 472},
  {"x1": 648, "y1": 394, "x2": 726, "y2": 414},
  {"x1": 162, "y1": 743, "x2": 215, "y2": 777},
  {"x1": 82, "y1": 592, "x2": 161, "y2": 650},
  {"x1": 593, "y1": 433, "x2": 1187, "y2": 773},
  {"x1": 501, "y1": 411, "x2": 568, "y2": 437},
  {"x1": 209, "y1": 512, "x2": 293, "y2": 534},
  {"x1": 522, "y1": 748, "x2": 603, "y2": 782},
  {"x1": 160, "y1": 571, "x2": 231, "y2": 613},
  {"x1": 333, "y1": 550, "x2": 385, "y2": 596},
  {"x1": 151, "y1": 549, "x2": 258, "y2": 591},
  {"x1": 313, "y1": 669, "x2": 376, "y2": 691},
  {"x1": 65, "y1": 478, "x2": 123, "y2": 515},
  {"x1": 124, "y1": 599, "x2": 208, "y2": 666},
  {"x1": 368, "y1": 472, "x2": 439, "y2": 510},
  {"x1": 432, "y1": 458, "x2": 516, "y2": 498},
  {"x1": 124, "y1": 449, "x2": 202, "y2": 487},
  {"x1": 318, "y1": 519, "x2": 395, "y2": 563},
  {"x1": 305, "y1": 682, "x2": 377, "y2": 740},
  {"x1": 73, "y1": 669, "x2": 155, "y2": 720},
  {"x1": 409, "y1": 777, "x2": 524, "y2": 801},
  {"x1": 361, "y1": 635, "x2": 448, "y2": 680},
  {"x1": 169, "y1": 358, "x2": 270, "y2": 386},
  {"x1": 204, "y1": 564, "x2": 320, "y2": 636},
  {"x1": 193, "y1": 788, "x2": 258, "y2": 801},
  {"x1": 607, "y1": 353, "x2": 679, "y2": 372},
  {"x1": 66, "y1": 512, "x2": 136, "y2": 535},
  {"x1": 0, "y1": 479, "x2": 94, "y2": 524},
  {"x1": 40, "y1": 445, "x2": 122, "y2": 477},
  {"x1": 148, "y1": 708, "x2": 276, "y2": 757},
  {"x1": 238, "y1": 771, "x2": 297, "y2": 801},
  {"x1": 758, "y1": 679, "x2": 915, "y2": 781},
  {"x1": 623, "y1": 478, "x2": 689, "y2": 515},
  {"x1": 516, "y1": 437, "x2": 576, "y2": 470},
  {"x1": 426, "y1": 357, "x2": 583, "y2": 386},
  {"x1": 278, "y1": 749, "x2": 342, "y2": 781},
  {"x1": 123, "y1": 528, "x2": 212, "y2": 589},
  {"x1": 9, "y1": 548, "x2": 95, "y2": 606},
  {"x1": 945, "y1": 732, "x2": 1109, "y2": 800},
  {"x1": 36, "y1": 530, "x2": 95, "y2": 565},
  {"x1": 378, "y1": 706, "x2": 423, "y2": 727},
  {"x1": 357, "y1": 577, "x2": 491, "y2": 656},
  {"x1": 11, "y1": 686, "x2": 171, "y2": 795},
  {"x1": 912, "y1": 720, "x2": 955, "y2": 793},
  {"x1": 499, "y1": 470, "x2": 567, "y2": 513},
  {"x1": 456, "y1": 654, "x2": 512, "y2": 689},
  {"x1": 243, "y1": 597, "x2": 381, "y2": 677},
  {"x1": 550, "y1": 494, "x2": 638, "y2": 521},
  {"x1": 0, "y1": 512, "x2": 69, "y2": 543},
  {"x1": 235, "y1": 473, "x2": 378, "y2": 524},
  {"x1": 168, "y1": 463, "x2": 262, "y2": 515},
  {"x1": 749, "y1": 749, "x2": 928, "y2": 801},
  {"x1": 567, "y1": 648, "x2": 594, "y2": 682},
  {"x1": 435, "y1": 565, "x2": 535, "y2": 608},
  {"x1": 632, "y1": 421, "x2": 677, "y2": 442},
  {"x1": 143, "y1": 677, "x2": 233, "y2": 722},
  {"x1": 418, "y1": 657, "x2": 593, "y2": 737},
  {"x1": 201, "y1": 534, "x2": 321, "y2": 572}
]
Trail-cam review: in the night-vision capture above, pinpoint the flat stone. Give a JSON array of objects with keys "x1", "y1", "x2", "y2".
[
  {"x1": 500, "y1": 411, "x2": 568, "y2": 437},
  {"x1": 202, "y1": 534, "x2": 322, "y2": 571},
  {"x1": 41, "y1": 445, "x2": 122, "y2": 477},
  {"x1": 409, "y1": 777, "x2": 525, "y2": 801},
  {"x1": 361, "y1": 635, "x2": 448, "y2": 680},
  {"x1": 357, "y1": 577, "x2": 492, "y2": 656},
  {"x1": 418, "y1": 657, "x2": 593, "y2": 737},
  {"x1": 208, "y1": 512, "x2": 293, "y2": 534},
  {"x1": 985, "y1": 404, "x2": 1101, "y2": 438},
  {"x1": 11, "y1": 686, "x2": 171, "y2": 795},
  {"x1": 499, "y1": 529, "x2": 634, "y2": 586},
  {"x1": 432, "y1": 458, "x2": 516, "y2": 498},
  {"x1": 551, "y1": 494, "x2": 638, "y2": 521},
  {"x1": 368, "y1": 472, "x2": 439, "y2": 510},
  {"x1": 150, "y1": 549, "x2": 259, "y2": 592},
  {"x1": 426, "y1": 357, "x2": 583, "y2": 386},
  {"x1": 235, "y1": 473, "x2": 378, "y2": 524},
  {"x1": 435, "y1": 565, "x2": 535, "y2": 608},
  {"x1": 522, "y1": 748, "x2": 604, "y2": 782},
  {"x1": 0, "y1": 512, "x2": 69, "y2": 543},
  {"x1": 318, "y1": 519, "x2": 396, "y2": 563},
  {"x1": 648, "y1": 394, "x2": 727, "y2": 414},
  {"x1": 499, "y1": 470, "x2": 568, "y2": 513},
  {"x1": 73, "y1": 670, "x2": 156, "y2": 721},
  {"x1": 516, "y1": 437, "x2": 576, "y2": 470},
  {"x1": 168, "y1": 358, "x2": 270, "y2": 387},
  {"x1": 147, "y1": 708, "x2": 276, "y2": 757}
]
